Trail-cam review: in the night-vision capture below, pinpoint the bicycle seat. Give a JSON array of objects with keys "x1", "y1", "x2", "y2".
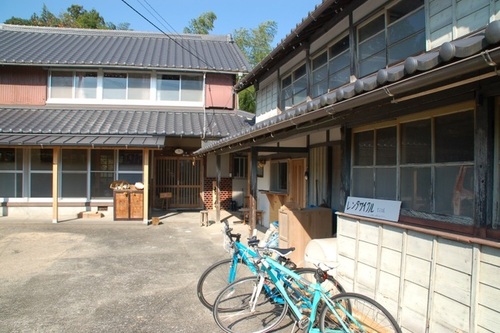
[{"x1": 262, "y1": 247, "x2": 295, "y2": 257}]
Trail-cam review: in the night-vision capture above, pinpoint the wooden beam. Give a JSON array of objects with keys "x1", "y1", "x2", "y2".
[
  {"x1": 143, "y1": 149, "x2": 149, "y2": 224},
  {"x1": 216, "y1": 154, "x2": 221, "y2": 223},
  {"x1": 249, "y1": 147, "x2": 258, "y2": 235},
  {"x1": 52, "y1": 147, "x2": 60, "y2": 223}
]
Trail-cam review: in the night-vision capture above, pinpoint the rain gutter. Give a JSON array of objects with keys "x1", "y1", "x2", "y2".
[{"x1": 195, "y1": 45, "x2": 500, "y2": 156}]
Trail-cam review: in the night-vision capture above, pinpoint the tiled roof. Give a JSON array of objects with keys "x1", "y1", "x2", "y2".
[
  {"x1": 0, "y1": 24, "x2": 250, "y2": 72},
  {"x1": 195, "y1": 20, "x2": 500, "y2": 155},
  {"x1": 0, "y1": 134, "x2": 166, "y2": 148},
  {"x1": 0, "y1": 107, "x2": 254, "y2": 147}
]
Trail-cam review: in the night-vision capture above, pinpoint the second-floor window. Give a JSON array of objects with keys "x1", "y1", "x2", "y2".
[
  {"x1": 256, "y1": 81, "x2": 278, "y2": 117},
  {"x1": 281, "y1": 64, "x2": 307, "y2": 110},
  {"x1": 358, "y1": 0, "x2": 425, "y2": 77},
  {"x1": 312, "y1": 35, "x2": 351, "y2": 98},
  {"x1": 157, "y1": 74, "x2": 203, "y2": 102},
  {"x1": 48, "y1": 70, "x2": 203, "y2": 105}
]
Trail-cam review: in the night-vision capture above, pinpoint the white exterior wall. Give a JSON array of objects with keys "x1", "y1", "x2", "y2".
[{"x1": 336, "y1": 214, "x2": 500, "y2": 333}]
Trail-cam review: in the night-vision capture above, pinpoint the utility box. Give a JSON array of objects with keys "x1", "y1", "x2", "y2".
[{"x1": 278, "y1": 206, "x2": 333, "y2": 267}]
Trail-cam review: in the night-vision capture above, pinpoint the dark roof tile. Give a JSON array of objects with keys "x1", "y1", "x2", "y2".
[
  {"x1": 0, "y1": 24, "x2": 251, "y2": 73},
  {"x1": 0, "y1": 107, "x2": 253, "y2": 140}
]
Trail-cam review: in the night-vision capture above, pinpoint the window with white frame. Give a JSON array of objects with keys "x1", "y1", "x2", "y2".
[
  {"x1": 281, "y1": 64, "x2": 307, "y2": 109},
  {"x1": 352, "y1": 109, "x2": 475, "y2": 224},
  {"x1": 256, "y1": 81, "x2": 278, "y2": 116},
  {"x1": 48, "y1": 70, "x2": 203, "y2": 105},
  {"x1": 180, "y1": 74, "x2": 204, "y2": 102},
  {"x1": 0, "y1": 148, "x2": 23, "y2": 197},
  {"x1": 128, "y1": 73, "x2": 151, "y2": 100},
  {"x1": 75, "y1": 71, "x2": 98, "y2": 98},
  {"x1": 157, "y1": 74, "x2": 203, "y2": 102},
  {"x1": 357, "y1": 0, "x2": 424, "y2": 77},
  {"x1": 103, "y1": 73, "x2": 127, "y2": 99}
]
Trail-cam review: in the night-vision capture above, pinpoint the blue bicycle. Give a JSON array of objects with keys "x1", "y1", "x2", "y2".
[
  {"x1": 197, "y1": 220, "x2": 345, "y2": 310},
  {"x1": 212, "y1": 246, "x2": 401, "y2": 333}
]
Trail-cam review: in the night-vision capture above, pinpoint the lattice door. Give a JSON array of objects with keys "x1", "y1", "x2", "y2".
[{"x1": 154, "y1": 157, "x2": 202, "y2": 209}]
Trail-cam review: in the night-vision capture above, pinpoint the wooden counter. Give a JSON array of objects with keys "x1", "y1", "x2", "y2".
[
  {"x1": 278, "y1": 206, "x2": 333, "y2": 267},
  {"x1": 259, "y1": 190, "x2": 288, "y2": 222}
]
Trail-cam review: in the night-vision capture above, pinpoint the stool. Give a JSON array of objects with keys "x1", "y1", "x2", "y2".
[
  {"x1": 256, "y1": 210, "x2": 264, "y2": 225},
  {"x1": 238, "y1": 208, "x2": 250, "y2": 224},
  {"x1": 200, "y1": 210, "x2": 209, "y2": 227},
  {"x1": 239, "y1": 209, "x2": 264, "y2": 225}
]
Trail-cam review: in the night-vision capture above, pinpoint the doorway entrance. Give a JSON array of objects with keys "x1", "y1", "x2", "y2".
[{"x1": 153, "y1": 157, "x2": 202, "y2": 209}]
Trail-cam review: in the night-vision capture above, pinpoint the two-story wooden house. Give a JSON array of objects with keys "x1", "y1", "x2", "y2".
[
  {"x1": 195, "y1": 0, "x2": 500, "y2": 331},
  {"x1": 0, "y1": 24, "x2": 252, "y2": 222}
]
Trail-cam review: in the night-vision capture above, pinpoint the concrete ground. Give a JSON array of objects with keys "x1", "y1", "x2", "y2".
[{"x1": 0, "y1": 210, "x2": 300, "y2": 333}]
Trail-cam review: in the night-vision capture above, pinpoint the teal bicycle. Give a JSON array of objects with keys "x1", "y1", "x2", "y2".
[
  {"x1": 197, "y1": 221, "x2": 345, "y2": 310},
  {"x1": 212, "y1": 246, "x2": 402, "y2": 333}
]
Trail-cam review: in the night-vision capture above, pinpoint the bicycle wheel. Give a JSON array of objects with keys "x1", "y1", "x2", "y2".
[
  {"x1": 280, "y1": 267, "x2": 345, "y2": 325},
  {"x1": 213, "y1": 276, "x2": 289, "y2": 333},
  {"x1": 197, "y1": 258, "x2": 254, "y2": 310},
  {"x1": 319, "y1": 292, "x2": 401, "y2": 333}
]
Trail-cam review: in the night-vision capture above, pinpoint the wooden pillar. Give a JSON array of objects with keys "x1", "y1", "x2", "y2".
[
  {"x1": 474, "y1": 94, "x2": 494, "y2": 232},
  {"x1": 52, "y1": 147, "x2": 60, "y2": 223},
  {"x1": 216, "y1": 154, "x2": 221, "y2": 223},
  {"x1": 249, "y1": 147, "x2": 258, "y2": 235},
  {"x1": 143, "y1": 149, "x2": 150, "y2": 224},
  {"x1": 340, "y1": 126, "x2": 351, "y2": 212}
]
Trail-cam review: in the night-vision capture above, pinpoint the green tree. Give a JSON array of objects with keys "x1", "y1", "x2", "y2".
[
  {"x1": 182, "y1": 15, "x2": 277, "y2": 113},
  {"x1": 233, "y1": 21, "x2": 277, "y2": 68},
  {"x1": 183, "y1": 12, "x2": 217, "y2": 34},
  {"x1": 4, "y1": 4, "x2": 128, "y2": 30}
]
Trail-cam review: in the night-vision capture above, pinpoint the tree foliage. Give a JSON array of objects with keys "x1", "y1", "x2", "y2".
[
  {"x1": 233, "y1": 21, "x2": 277, "y2": 113},
  {"x1": 233, "y1": 21, "x2": 277, "y2": 68},
  {"x1": 183, "y1": 12, "x2": 217, "y2": 34},
  {"x1": 4, "y1": 4, "x2": 129, "y2": 30}
]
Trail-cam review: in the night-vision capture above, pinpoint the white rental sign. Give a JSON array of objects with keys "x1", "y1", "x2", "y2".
[{"x1": 344, "y1": 196, "x2": 401, "y2": 222}]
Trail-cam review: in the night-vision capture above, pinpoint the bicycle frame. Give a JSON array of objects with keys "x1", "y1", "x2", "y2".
[
  {"x1": 222, "y1": 221, "x2": 259, "y2": 283},
  {"x1": 227, "y1": 239, "x2": 259, "y2": 282},
  {"x1": 254, "y1": 251, "x2": 364, "y2": 333}
]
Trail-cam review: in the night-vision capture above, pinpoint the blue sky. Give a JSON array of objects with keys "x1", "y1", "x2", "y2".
[{"x1": 0, "y1": 0, "x2": 322, "y2": 46}]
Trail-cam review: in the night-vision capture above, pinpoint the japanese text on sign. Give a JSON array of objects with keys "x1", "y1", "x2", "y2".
[{"x1": 344, "y1": 196, "x2": 401, "y2": 222}]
